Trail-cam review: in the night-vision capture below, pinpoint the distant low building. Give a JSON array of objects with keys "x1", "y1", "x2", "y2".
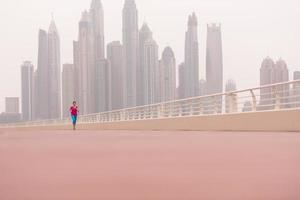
[
  {"x1": 5, "y1": 97, "x2": 20, "y2": 114},
  {"x1": 0, "y1": 112, "x2": 21, "y2": 124}
]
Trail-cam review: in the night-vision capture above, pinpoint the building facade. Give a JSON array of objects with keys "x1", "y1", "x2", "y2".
[
  {"x1": 36, "y1": 29, "x2": 49, "y2": 120},
  {"x1": 107, "y1": 41, "x2": 124, "y2": 110},
  {"x1": 159, "y1": 47, "x2": 176, "y2": 102},
  {"x1": 21, "y1": 61, "x2": 34, "y2": 121},
  {"x1": 122, "y1": 0, "x2": 139, "y2": 108},
  {"x1": 48, "y1": 20, "x2": 61, "y2": 119},
  {"x1": 75, "y1": 11, "x2": 95, "y2": 115},
  {"x1": 62, "y1": 64, "x2": 75, "y2": 118},
  {"x1": 95, "y1": 59, "x2": 112, "y2": 112},
  {"x1": 178, "y1": 63, "x2": 185, "y2": 99},
  {"x1": 73, "y1": 0, "x2": 105, "y2": 115},
  {"x1": 137, "y1": 23, "x2": 153, "y2": 106},
  {"x1": 143, "y1": 39, "x2": 159, "y2": 105},
  {"x1": 259, "y1": 57, "x2": 289, "y2": 109},
  {"x1": 206, "y1": 23, "x2": 223, "y2": 95},
  {"x1": 181, "y1": 13, "x2": 199, "y2": 99}
]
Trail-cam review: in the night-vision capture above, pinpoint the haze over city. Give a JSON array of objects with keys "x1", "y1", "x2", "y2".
[{"x1": 0, "y1": 0, "x2": 299, "y2": 112}]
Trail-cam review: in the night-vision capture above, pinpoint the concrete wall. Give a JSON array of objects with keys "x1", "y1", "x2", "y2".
[{"x1": 1, "y1": 109, "x2": 300, "y2": 132}]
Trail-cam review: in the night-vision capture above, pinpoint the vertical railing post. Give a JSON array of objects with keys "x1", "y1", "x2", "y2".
[
  {"x1": 157, "y1": 103, "x2": 162, "y2": 119},
  {"x1": 213, "y1": 96, "x2": 218, "y2": 114},
  {"x1": 274, "y1": 87, "x2": 280, "y2": 110},
  {"x1": 250, "y1": 90, "x2": 257, "y2": 111},
  {"x1": 229, "y1": 93, "x2": 238, "y2": 113},
  {"x1": 120, "y1": 109, "x2": 125, "y2": 121}
]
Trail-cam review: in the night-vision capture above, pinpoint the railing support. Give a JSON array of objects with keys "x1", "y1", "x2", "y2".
[{"x1": 250, "y1": 90, "x2": 257, "y2": 111}]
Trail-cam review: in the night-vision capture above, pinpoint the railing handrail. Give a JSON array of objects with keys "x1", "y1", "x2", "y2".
[{"x1": 1, "y1": 80, "x2": 300, "y2": 128}]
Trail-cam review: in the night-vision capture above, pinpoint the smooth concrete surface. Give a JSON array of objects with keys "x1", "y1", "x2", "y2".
[
  {"x1": 2, "y1": 109, "x2": 300, "y2": 132},
  {"x1": 1, "y1": 130, "x2": 300, "y2": 200}
]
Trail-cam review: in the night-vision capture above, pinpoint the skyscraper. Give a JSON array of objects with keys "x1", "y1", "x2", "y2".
[
  {"x1": 32, "y1": 70, "x2": 38, "y2": 120},
  {"x1": 36, "y1": 29, "x2": 49, "y2": 120},
  {"x1": 76, "y1": 10, "x2": 96, "y2": 114},
  {"x1": 123, "y1": 0, "x2": 139, "y2": 108},
  {"x1": 137, "y1": 23, "x2": 153, "y2": 105},
  {"x1": 182, "y1": 12, "x2": 199, "y2": 99},
  {"x1": 206, "y1": 23, "x2": 223, "y2": 113},
  {"x1": 143, "y1": 39, "x2": 159, "y2": 104},
  {"x1": 260, "y1": 57, "x2": 274, "y2": 100},
  {"x1": 260, "y1": 57, "x2": 275, "y2": 109},
  {"x1": 73, "y1": 41, "x2": 80, "y2": 103},
  {"x1": 259, "y1": 57, "x2": 289, "y2": 109},
  {"x1": 90, "y1": 0, "x2": 105, "y2": 60},
  {"x1": 273, "y1": 59, "x2": 289, "y2": 84},
  {"x1": 178, "y1": 63, "x2": 185, "y2": 99},
  {"x1": 107, "y1": 41, "x2": 124, "y2": 110},
  {"x1": 159, "y1": 47, "x2": 176, "y2": 102},
  {"x1": 206, "y1": 23, "x2": 223, "y2": 95},
  {"x1": 95, "y1": 59, "x2": 112, "y2": 112},
  {"x1": 48, "y1": 20, "x2": 61, "y2": 119},
  {"x1": 21, "y1": 61, "x2": 34, "y2": 121},
  {"x1": 74, "y1": 0, "x2": 105, "y2": 115},
  {"x1": 62, "y1": 64, "x2": 75, "y2": 118}
]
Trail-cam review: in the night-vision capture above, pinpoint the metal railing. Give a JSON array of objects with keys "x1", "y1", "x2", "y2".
[{"x1": 1, "y1": 80, "x2": 300, "y2": 128}]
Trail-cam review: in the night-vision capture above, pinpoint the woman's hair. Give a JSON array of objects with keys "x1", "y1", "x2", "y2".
[{"x1": 73, "y1": 101, "x2": 76, "y2": 104}]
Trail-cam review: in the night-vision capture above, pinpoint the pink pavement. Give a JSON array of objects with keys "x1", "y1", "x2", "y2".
[{"x1": 0, "y1": 130, "x2": 300, "y2": 200}]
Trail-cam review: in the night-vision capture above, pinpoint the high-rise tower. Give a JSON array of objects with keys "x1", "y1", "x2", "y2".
[
  {"x1": 260, "y1": 57, "x2": 275, "y2": 107},
  {"x1": 36, "y1": 29, "x2": 49, "y2": 119},
  {"x1": 182, "y1": 12, "x2": 199, "y2": 98},
  {"x1": 62, "y1": 64, "x2": 75, "y2": 118},
  {"x1": 76, "y1": 11, "x2": 96, "y2": 114},
  {"x1": 107, "y1": 41, "x2": 125, "y2": 110},
  {"x1": 178, "y1": 63, "x2": 185, "y2": 99},
  {"x1": 90, "y1": 0, "x2": 105, "y2": 60},
  {"x1": 143, "y1": 39, "x2": 159, "y2": 104},
  {"x1": 137, "y1": 23, "x2": 153, "y2": 105},
  {"x1": 95, "y1": 59, "x2": 111, "y2": 112},
  {"x1": 159, "y1": 47, "x2": 176, "y2": 102},
  {"x1": 73, "y1": 0, "x2": 105, "y2": 114},
  {"x1": 48, "y1": 20, "x2": 61, "y2": 119},
  {"x1": 122, "y1": 0, "x2": 139, "y2": 108},
  {"x1": 206, "y1": 23, "x2": 223, "y2": 95},
  {"x1": 21, "y1": 61, "x2": 34, "y2": 121},
  {"x1": 259, "y1": 57, "x2": 289, "y2": 109}
]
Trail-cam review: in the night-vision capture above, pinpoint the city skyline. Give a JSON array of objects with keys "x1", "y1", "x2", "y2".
[{"x1": 1, "y1": 0, "x2": 300, "y2": 112}]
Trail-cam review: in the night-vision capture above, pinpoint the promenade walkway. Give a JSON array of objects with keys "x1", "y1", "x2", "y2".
[{"x1": 1, "y1": 130, "x2": 300, "y2": 199}]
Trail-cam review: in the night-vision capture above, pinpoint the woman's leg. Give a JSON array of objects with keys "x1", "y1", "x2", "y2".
[{"x1": 71, "y1": 115, "x2": 76, "y2": 130}]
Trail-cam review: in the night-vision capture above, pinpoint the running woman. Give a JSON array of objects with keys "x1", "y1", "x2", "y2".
[{"x1": 70, "y1": 101, "x2": 79, "y2": 130}]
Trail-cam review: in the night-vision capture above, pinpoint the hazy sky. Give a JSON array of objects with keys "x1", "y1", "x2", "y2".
[{"x1": 0, "y1": 0, "x2": 299, "y2": 112}]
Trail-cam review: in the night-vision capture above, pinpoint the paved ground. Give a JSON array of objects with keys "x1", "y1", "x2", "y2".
[{"x1": 0, "y1": 130, "x2": 300, "y2": 200}]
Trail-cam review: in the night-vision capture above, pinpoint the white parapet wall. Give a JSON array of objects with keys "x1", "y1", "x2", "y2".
[{"x1": 1, "y1": 109, "x2": 300, "y2": 132}]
